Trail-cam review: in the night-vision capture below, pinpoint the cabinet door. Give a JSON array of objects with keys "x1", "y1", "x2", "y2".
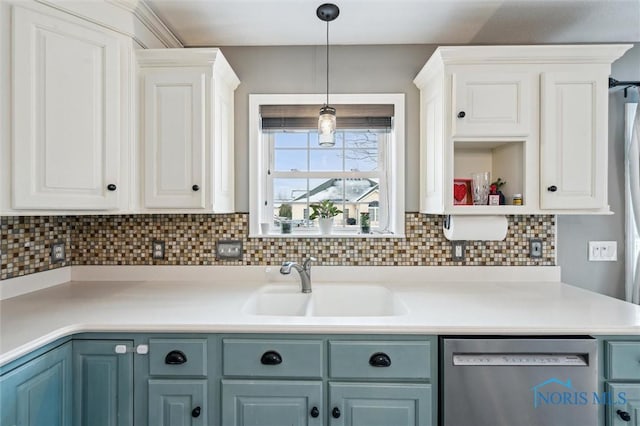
[
  {"x1": 73, "y1": 340, "x2": 133, "y2": 426},
  {"x1": 221, "y1": 379, "x2": 323, "y2": 426},
  {"x1": 607, "y1": 383, "x2": 640, "y2": 425},
  {"x1": 540, "y1": 70, "x2": 607, "y2": 210},
  {"x1": 11, "y1": 6, "x2": 122, "y2": 210},
  {"x1": 148, "y1": 379, "x2": 207, "y2": 426},
  {"x1": 452, "y1": 72, "x2": 532, "y2": 137},
  {"x1": 0, "y1": 342, "x2": 72, "y2": 426},
  {"x1": 329, "y1": 382, "x2": 431, "y2": 426},
  {"x1": 143, "y1": 69, "x2": 207, "y2": 209}
]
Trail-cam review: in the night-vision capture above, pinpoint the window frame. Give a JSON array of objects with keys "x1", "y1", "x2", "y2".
[{"x1": 249, "y1": 93, "x2": 405, "y2": 238}]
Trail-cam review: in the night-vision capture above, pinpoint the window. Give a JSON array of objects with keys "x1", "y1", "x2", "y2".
[{"x1": 249, "y1": 94, "x2": 405, "y2": 237}]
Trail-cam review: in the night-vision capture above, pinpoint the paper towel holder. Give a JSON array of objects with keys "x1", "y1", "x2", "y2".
[{"x1": 443, "y1": 215, "x2": 508, "y2": 241}]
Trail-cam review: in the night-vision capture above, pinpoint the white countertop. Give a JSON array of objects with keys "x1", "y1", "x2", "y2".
[{"x1": 2, "y1": 266, "x2": 640, "y2": 366}]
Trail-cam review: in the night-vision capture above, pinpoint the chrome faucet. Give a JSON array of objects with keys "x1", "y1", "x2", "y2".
[{"x1": 280, "y1": 257, "x2": 317, "y2": 293}]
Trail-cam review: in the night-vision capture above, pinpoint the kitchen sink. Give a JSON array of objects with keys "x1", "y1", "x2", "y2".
[{"x1": 243, "y1": 284, "x2": 408, "y2": 317}]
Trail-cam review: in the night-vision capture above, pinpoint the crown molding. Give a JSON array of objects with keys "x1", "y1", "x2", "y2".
[{"x1": 106, "y1": 0, "x2": 182, "y2": 48}]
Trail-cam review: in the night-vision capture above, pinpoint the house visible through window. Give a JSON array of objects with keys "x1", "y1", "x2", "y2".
[{"x1": 249, "y1": 94, "x2": 405, "y2": 237}]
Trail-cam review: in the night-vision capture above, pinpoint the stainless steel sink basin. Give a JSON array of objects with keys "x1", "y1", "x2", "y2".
[{"x1": 243, "y1": 284, "x2": 408, "y2": 317}]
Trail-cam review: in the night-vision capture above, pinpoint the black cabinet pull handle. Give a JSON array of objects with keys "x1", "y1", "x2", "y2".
[
  {"x1": 260, "y1": 350, "x2": 282, "y2": 365},
  {"x1": 164, "y1": 350, "x2": 187, "y2": 365},
  {"x1": 332, "y1": 407, "x2": 341, "y2": 418},
  {"x1": 310, "y1": 407, "x2": 319, "y2": 418},
  {"x1": 457, "y1": 111, "x2": 466, "y2": 118},
  {"x1": 617, "y1": 410, "x2": 631, "y2": 422},
  {"x1": 191, "y1": 406, "x2": 201, "y2": 418},
  {"x1": 107, "y1": 184, "x2": 117, "y2": 191},
  {"x1": 192, "y1": 184, "x2": 200, "y2": 191},
  {"x1": 369, "y1": 352, "x2": 392, "y2": 367},
  {"x1": 547, "y1": 185, "x2": 558, "y2": 192}
]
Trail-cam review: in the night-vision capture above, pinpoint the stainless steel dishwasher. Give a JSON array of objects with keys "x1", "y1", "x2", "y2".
[{"x1": 441, "y1": 337, "x2": 598, "y2": 426}]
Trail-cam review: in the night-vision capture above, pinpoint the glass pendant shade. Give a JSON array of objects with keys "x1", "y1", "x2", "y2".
[{"x1": 318, "y1": 105, "x2": 336, "y2": 147}]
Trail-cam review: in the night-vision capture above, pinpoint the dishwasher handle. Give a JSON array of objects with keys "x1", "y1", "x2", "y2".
[{"x1": 453, "y1": 353, "x2": 589, "y2": 366}]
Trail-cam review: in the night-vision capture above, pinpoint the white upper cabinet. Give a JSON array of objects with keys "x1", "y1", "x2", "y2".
[
  {"x1": 138, "y1": 49, "x2": 239, "y2": 213},
  {"x1": 414, "y1": 45, "x2": 632, "y2": 215},
  {"x1": 142, "y1": 69, "x2": 206, "y2": 209},
  {"x1": 540, "y1": 69, "x2": 608, "y2": 210},
  {"x1": 10, "y1": 5, "x2": 127, "y2": 210},
  {"x1": 452, "y1": 71, "x2": 532, "y2": 137}
]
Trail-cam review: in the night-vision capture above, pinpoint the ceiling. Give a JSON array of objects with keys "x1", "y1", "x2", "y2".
[{"x1": 144, "y1": 0, "x2": 640, "y2": 47}]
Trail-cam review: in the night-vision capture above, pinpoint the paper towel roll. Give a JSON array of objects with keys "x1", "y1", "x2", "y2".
[{"x1": 443, "y1": 215, "x2": 508, "y2": 241}]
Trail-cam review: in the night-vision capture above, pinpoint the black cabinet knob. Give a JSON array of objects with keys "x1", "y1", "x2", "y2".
[
  {"x1": 260, "y1": 350, "x2": 282, "y2": 365},
  {"x1": 617, "y1": 410, "x2": 631, "y2": 422},
  {"x1": 164, "y1": 350, "x2": 187, "y2": 365},
  {"x1": 191, "y1": 406, "x2": 201, "y2": 418},
  {"x1": 107, "y1": 184, "x2": 117, "y2": 191},
  {"x1": 457, "y1": 111, "x2": 466, "y2": 118},
  {"x1": 369, "y1": 352, "x2": 392, "y2": 367},
  {"x1": 192, "y1": 184, "x2": 200, "y2": 191},
  {"x1": 310, "y1": 407, "x2": 319, "y2": 418},
  {"x1": 332, "y1": 407, "x2": 341, "y2": 418},
  {"x1": 547, "y1": 185, "x2": 558, "y2": 192}
]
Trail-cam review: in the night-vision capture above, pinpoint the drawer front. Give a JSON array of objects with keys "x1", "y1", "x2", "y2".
[
  {"x1": 329, "y1": 341, "x2": 430, "y2": 380},
  {"x1": 607, "y1": 341, "x2": 640, "y2": 380},
  {"x1": 223, "y1": 339, "x2": 323, "y2": 378},
  {"x1": 149, "y1": 339, "x2": 207, "y2": 377}
]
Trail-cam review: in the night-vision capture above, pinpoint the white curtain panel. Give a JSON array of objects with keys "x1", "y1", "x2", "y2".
[{"x1": 626, "y1": 103, "x2": 640, "y2": 303}]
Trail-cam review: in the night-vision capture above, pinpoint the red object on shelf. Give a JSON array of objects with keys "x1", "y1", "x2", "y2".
[{"x1": 453, "y1": 179, "x2": 472, "y2": 205}]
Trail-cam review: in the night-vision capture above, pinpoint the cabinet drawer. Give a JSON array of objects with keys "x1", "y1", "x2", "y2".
[
  {"x1": 149, "y1": 339, "x2": 207, "y2": 377},
  {"x1": 223, "y1": 339, "x2": 323, "y2": 378},
  {"x1": 607, "y1": 341, "x2": 640, "y2": 380},
  {"x1": 329, "y1": 341, "x2": 430, "y2": 380}
]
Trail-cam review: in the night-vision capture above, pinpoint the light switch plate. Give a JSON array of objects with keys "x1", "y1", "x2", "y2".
[
  {"x1": 50, "y1": 242, "x2": 66, "y2": 264},
  {"x1": 217, "y1": 240, "x2": 243, "y2": 260},
  {"x1": 588, "y1": 241, "x2": 617, "y2": 262},
  {"x1": 529, "y1": 239, "x2": 543, "y2": 258}
]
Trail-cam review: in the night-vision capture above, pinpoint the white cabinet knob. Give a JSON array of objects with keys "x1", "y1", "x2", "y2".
[
  {"x1": 136, "y1": 344, "x2": 149, "y2": 355},
  {"x1": 114, "y1": 344, "x2": 127, "y2": 354}
]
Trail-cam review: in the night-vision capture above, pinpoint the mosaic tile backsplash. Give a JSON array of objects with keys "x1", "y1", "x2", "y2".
[{"x1": 1, "y1": 214, "x2": 555, "y2": 280}]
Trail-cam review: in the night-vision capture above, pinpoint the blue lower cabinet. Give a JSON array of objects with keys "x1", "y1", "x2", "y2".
[
  {"x1": 328, "y1": 382, "x2": 432, "y2": 426},
  {"x1": 221, "y1": 379, "x2": 323, "y2": 426},
  {"x1": 0, "y1": 341, "x2": 72, "y2": 426},
  {"x1": 148, "y1": 379, "x2": 207, "y2": 426},
  {"x1": 72, "y1": 340, "x2": 133, "y2": 426},
  {"x1": 607, "y1": 383, "x2": 640, "y2": 426}
]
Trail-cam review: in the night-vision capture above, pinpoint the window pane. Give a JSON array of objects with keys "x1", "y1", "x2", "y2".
[
  {"x1": 274, "y1": 132, "x2": 308, "y2": 148},
  {"x1": 309, "y1": 149, "x2": 343, "y2": 172},
  {"x1": 274, "y1": 149, "x2": 307, "y2": 171},
  {"x1": 273, "y1": 178, "x2": 308, "y2": 205},
  {"x1": 345, "y1": 149, "x2": 378, "y2": 171},
  {"x1": 344, "y1": 132, "x2": 379, "y2": 171}
]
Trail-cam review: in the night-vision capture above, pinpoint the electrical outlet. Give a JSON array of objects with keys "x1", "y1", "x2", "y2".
[
  {"x1": 529, "y1": 239, "x2": 543, "y2": 258},
  {"x1": 217, "y1": 240, "x2": 243, "y2": 260},
  {"x1": 451, "y1": 241, "x2": 466, "y2": 262},
  {"x1": 50, "y1": 242, "x2": 66, "y2": 264},
  {"x1": 588, "y1": 241, "x2": 617, "y2": 262},
  {"x1": 152, "y1": 240, "x2": 165, "y2": 260}
]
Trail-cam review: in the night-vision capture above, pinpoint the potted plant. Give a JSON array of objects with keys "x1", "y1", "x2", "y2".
[
  {"x1": 360, "y1": 212, "x2": 370, "y2": 234},
  {"x1": 278, "y1": 203, "x2": 293, "y2": 234},
  {"x1": 309, "y1": 200, "x2": 342, "y2": 235}
]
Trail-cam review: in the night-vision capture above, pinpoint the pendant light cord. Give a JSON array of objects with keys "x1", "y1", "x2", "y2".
[{"x1": 326, "y1": 19, "x2": 330, "y2": 106}]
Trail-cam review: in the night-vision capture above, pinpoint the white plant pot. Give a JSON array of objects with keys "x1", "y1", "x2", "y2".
[{"x1": 318, "y1": 217, "x2": 333, "y2": 235}]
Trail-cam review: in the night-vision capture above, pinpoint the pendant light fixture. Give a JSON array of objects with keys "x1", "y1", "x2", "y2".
[{"x1": 316, "y1": 3, "x2": 339, "y2": 147}]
